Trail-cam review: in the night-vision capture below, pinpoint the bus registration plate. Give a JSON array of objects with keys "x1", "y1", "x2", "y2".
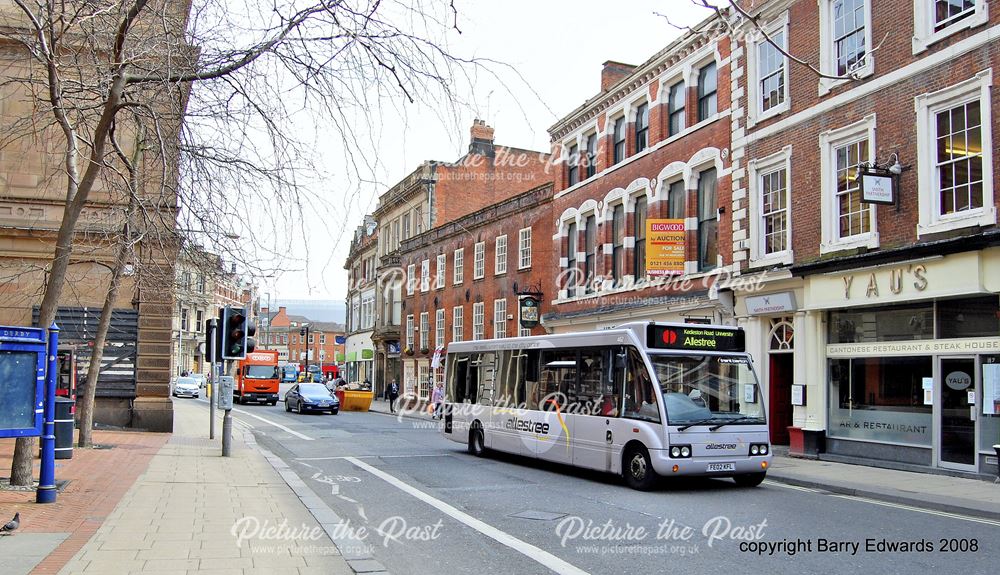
[{"x1": 707, "y1": 462, "x2": 735, "y2": 472}]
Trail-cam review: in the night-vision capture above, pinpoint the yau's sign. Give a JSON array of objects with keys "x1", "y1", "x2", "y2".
[{"x1": 519, "y1": 296, "x2": 540, "y2": 329}]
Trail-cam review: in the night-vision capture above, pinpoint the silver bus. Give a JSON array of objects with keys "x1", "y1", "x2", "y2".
[{"x1": 442, "y1": 322, "x2": 771, "y2": 490}]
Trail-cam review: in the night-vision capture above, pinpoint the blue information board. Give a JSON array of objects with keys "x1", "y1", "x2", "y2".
[{"x1": 0, "y1": 326, "x2": 47, "y2": 438}]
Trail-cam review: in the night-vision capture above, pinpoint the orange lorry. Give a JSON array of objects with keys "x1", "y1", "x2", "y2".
[{"x1": 235, "y1": 350, "x2": 280, "y2": 405}]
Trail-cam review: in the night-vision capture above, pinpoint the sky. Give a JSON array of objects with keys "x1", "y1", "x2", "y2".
[{"x1": 252, "y1": 1, "x2": 714, "y2": 304}]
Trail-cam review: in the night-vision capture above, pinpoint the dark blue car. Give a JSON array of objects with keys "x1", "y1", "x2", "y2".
[{"x1": 284, "y1": 383, "x2": 340, "y2": 414}]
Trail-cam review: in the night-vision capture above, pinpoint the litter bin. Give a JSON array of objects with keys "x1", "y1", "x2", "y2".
[
  {"x1": 40, "y1": 397, "x2": 75, "y2": 460},
  {"x1": 54, "y1": 397, "x2": 75, "y2": 459}
]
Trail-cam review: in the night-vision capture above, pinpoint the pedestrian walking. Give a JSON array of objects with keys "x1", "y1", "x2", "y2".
[
  {"x1": 388, "y1": 379, "x2": 399, "y2": 413},
  {"x1": 431, "y1": 381, "x2": 444, "y2": 419}
]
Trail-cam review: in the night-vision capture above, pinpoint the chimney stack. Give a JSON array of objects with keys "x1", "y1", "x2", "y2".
[
  {"x1": 469, "y1": 119, "x2": 496, "y2": 157},
  {"x1": 601, "y1": 61, "x2": 637, "y2": 92}
]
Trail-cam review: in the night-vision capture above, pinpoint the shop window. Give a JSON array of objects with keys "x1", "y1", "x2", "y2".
[
  {"x1": 937, "y1": 296, "x2": 999, "y2": 338},
  {"x1": 828, "y1": 356, "x2": 932, "y2": 446},
  {"x1": 828, "y1": 303, "x2": 934, "y2": 343},
  {"x1": 981, "y1": 355, "x2": 1000, "y2": 452}
]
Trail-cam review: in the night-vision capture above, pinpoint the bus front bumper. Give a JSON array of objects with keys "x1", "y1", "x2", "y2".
[{"x1": 650, "y1": 450, "x2": 773, "y2": 477}]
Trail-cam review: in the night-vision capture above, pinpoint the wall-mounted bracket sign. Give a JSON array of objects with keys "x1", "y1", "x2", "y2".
[
  {"x1": 858, "y1": 163, "x2": 897, "y2": 207},
  {"x1": 0, "y1": 326, "x2": 48, "y2": 438},
  {"x1": 519, "y1": 295, "x2": 541, "y2": 329}
]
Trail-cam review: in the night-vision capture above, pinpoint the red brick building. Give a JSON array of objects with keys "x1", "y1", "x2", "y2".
[
  {"x1": 369, "y1": 121, "x2": 551, "y2": 397},
  {"x1": 399, "y1": 183, "x2": 554, "y2": 401},
  {"x1": 726, "y1": 0, "x2": 1000, "y2": 475},
  {"x1": 545, "y1": 15, "x2": 735, "y2": 333}
]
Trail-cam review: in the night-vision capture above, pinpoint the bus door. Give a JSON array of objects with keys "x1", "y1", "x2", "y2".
[
  {"x1": 532, "y1": 349, "x2": 576, "y2": 465},
  {"x1": 490, "y1": 349, "x2": 535, "y2": 457},
  {"x1": 573, "y1": 346, "x2": 628, "y2": 472}
]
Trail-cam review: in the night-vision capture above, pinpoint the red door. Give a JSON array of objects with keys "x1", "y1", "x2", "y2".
[{"x1": 768, "y1": 354, "x2": 793, "y2": 445}]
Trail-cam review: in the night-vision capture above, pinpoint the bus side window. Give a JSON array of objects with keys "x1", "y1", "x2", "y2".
[
  {"x1": 514, "y1": 348, "x2": 537, "y2": 407},
  {"x1": 578, "y1": 347, "x2": 605, "y2": 415},
  {"x1": 466, "y1": 354, "x2": 480, "y2": 404},
  {"x1": 540, "y1": 349, "x2": 575, "y2": 411},
  {"x1": 494, "y1": 350, "x2": 510, "y2": 407},
  {"x1": 478, "y1": 352, "x2": 496, "y2": 406},
  {"x1": 623, "y1": 348, "x2": 658, "y2": 422},
  {"x1": 451, "y1": 355, "x2": 470, "y2": 403}
]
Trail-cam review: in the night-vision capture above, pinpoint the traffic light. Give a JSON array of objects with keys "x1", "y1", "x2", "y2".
[{"x1": 220, "y1": 306, "x2": 256, "y2": 359}]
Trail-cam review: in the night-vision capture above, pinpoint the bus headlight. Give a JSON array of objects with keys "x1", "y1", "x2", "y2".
[
  {"x1": 750, "y1": 445, "x2": 759, "y2": 455},
  {"x1": 669, "y1": 445, "x2": 692, "y2": 459},
  {"x1": 749, "y1": 443, "x2": 769, "y2": 456}
]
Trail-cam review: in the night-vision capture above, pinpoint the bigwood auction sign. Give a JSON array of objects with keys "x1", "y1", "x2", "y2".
[{"x1": 646, "y1": 219, "x2": 685, "y2": 276}]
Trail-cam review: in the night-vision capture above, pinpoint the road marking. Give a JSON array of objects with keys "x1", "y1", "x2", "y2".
[
  {"x1": 295, "y1": 454, "x2": 447, "y2": 461},
  {"x1": 344, "y1": 456, "x2": 589, "y2": 575},
  {"x1": 827, "y1": 494, "x2": 1000, "y2": 527},
  {"x1": 763, "y1": 480, "x2": 820, "y2": 493},
  {"x1": 195, "y1": 397, "x2": 313, "y2": 440}
]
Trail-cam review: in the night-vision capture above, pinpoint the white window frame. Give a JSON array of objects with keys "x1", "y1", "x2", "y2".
[
  {"x1": 519, "y1": 327, "x2": 532, "y2": 337},
  {"x1": 472, "y1": 302, "x2": 485, "y2": 340},
  {"x1": 493, "y1": 298, "x2": 507, "y2": 339},
  {"x1": 495, "y1": 235, "x2": 508, "y2": 275},
  {"x1": 818, "y1": 0, "x2": 874, "y2": 96},
  {"x1": 435, "y1": 309, "x2": 445, "y2": 348},
  {"x1": 419, "y1": 312, "x2": 429, "y2": 350},
  {"x1": 915, "y1": 70, "x2": 995, "y2": 236},
  {"x1": 518, "y1": 227, "x2": 532, "y2": 269},
  {"x1": 436, "y1": 254, "x2": 446, "y2": 290},
  {"x1": 452, "y1": 306, "x2": 464, "y2": 342},
  {"x1": 913, "y1": 0, "x2": 988, "y2": 54},
  {"x1": 473, "y1": 242, "x2": 485, "y2": 279},
  {"x1": 406, "y1": 263, "x2": 415, "y2": 295},
  {"x1": 453, "y1": 248, "x2": 464, "y2": 285},
  {"x1": 748, "y1": 146, "x2": 794, "y2": 267},
  {"x1": 747, "y1": 12, "x2": 790, "y2": 126},
  {"x1": 819, "y1": 114, "x2": 879, "y2": 254},
  {"x1": 420, "y1": 259, "x2": 430, "y2": 293},
  {"x1": 405, "y1": 314, "x2": 414, "y2": 348}
]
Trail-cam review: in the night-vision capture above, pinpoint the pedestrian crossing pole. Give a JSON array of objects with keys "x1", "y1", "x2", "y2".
[
  {"x1": 220, "y1": 361, "x2": 234, "y2": 457},
  {"x1": 206, "y1": 318, "x2": 218, "y2": 440}
]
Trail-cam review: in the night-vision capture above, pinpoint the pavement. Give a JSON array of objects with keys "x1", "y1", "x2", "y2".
[
  {"x1": 1, "y1": 399, "x2": 353, "y2": 575},
  {"x1": 366, "y1": 398, "x2": 1000, "y2": 520}
]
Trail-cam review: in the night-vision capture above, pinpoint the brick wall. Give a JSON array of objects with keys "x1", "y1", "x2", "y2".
[{"x1": 401, "y1": 184, "x2": 554, "y2": 346}]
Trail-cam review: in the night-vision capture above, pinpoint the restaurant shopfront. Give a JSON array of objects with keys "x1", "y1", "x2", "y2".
[{"x1": 804, "y1": 250, "x2": 1000, "y2": 475}]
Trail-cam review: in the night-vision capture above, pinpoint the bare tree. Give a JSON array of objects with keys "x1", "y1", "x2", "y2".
[{"x1": 1, "y1": 0, "x2": 482, "y2": 485}]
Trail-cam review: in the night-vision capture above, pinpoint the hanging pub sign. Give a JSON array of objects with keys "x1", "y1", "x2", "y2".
[
  {"x1": 858, "y1": 164, "x2": 896, "y2": 205},
  {"x1": 519, "y1": 296, "x2": 540, "y2": 329}
]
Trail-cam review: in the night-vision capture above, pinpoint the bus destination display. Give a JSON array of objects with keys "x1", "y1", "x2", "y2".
[{"x1": 647, "y1": 325, "x2": 745, "y2": 352}]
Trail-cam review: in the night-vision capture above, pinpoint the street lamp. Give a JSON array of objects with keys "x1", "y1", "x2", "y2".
[{"x1": 300, "y1": 323, "x2": 310, "y2": 376}]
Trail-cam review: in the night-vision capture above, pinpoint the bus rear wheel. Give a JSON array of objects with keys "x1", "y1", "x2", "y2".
[
  {"x1": 468, "y1": 427, "x2": 485, "y2": 457},
  {"x1": 623, "y1": 446, "x2": 658, "y2": 491},
  {"x1": 733, "y1": 472, "x2": 766, "y2": 487}
]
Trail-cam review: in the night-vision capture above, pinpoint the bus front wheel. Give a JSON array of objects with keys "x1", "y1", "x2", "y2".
[
  {"x1": 733, "y1": 472, "x2": 766, "y2": 487},
  {"x1": 623, "y1": 446, "x2": 658, "y2": 491},
  {"x1": 468, "y1": 427, "x2": 485, "y2": 457}
]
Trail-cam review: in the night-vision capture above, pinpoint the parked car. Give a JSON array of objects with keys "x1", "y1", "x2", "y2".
[
  {"x1": 284, "y1": 383, "x2": 340, "y2": 414},
  {"x1": 189, "y1": 373, "x2": 207, "y2": 388},
  {"x1": 172, "y1": 376, "x2": 200, "y2": 398}
]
